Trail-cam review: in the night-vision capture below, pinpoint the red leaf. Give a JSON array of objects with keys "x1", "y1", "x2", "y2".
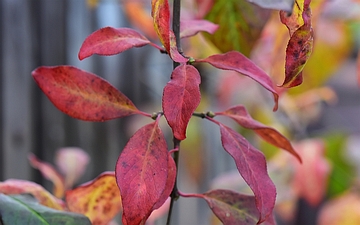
[
  {"x1": 163, "y1": 65, "x2": 201, "y2": 140},
  {"x1": 66, "y1": 172, "x2": 122, "y2": 225},
  {"x1": 152, "y1": 153, "x2": 176, "y2": 210},
  {"x1": 219, "y1": 124, "x2": 276, "y2": 224},
  {"x1": 199, "y1": 189, "x2": 276, "y2": 225},
  {"x1": 152, "y1": 0, "x2": 188, "y2": 63},
  {"x1": 197, "y1": 51, "x2": 279, "y2": 111},
  {"x1": 115, "y1": 121, "x2": 169, "y2": 225},
  {"x1": 78, "y1": 27, "x2": 150, "y2": 60},
  {"x1": 216, "y1": 105, "x2": 301, "y2": 162},
  {"x1": 32, "y1": 66, "x2": 141, "y2": 121},
  {"x1": 280, "y1": 0, "x2": 313, "y2": 88},
  {"x1": 152, "y1": 0, "x2": 170, "y2": 52},
  {"x1": 180, "y1": 19, "x2": 219, "y2": 38},
  {"x1": 169, "y1": 31, "x2": 188, "y2": 63},
  {"x1": 282, "y1": 24, "x2": 313, "y2": 88}
]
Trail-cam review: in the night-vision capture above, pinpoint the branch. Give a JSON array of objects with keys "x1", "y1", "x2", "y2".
[{"x1": 166, "y1": 0, "x2": 182, "y2": 224}]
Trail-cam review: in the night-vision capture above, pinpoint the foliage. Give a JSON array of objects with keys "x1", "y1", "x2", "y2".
[{"x1": 3, "y1": 0, "x2": 360, "y2": 224}]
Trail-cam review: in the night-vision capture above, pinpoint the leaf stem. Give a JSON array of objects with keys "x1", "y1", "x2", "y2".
[{"x1": 166, "y1": 0, "x2": 182, "y2": 224}]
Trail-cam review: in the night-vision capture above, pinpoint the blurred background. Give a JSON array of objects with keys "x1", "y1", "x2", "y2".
[{"x1": 1, "y1": 0, "x2": 360, "y2": 224}]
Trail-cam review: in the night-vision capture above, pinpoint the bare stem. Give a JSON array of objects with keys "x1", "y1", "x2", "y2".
[{"x1": 166, "y1": 138, "x2": 181, "y2": 225}]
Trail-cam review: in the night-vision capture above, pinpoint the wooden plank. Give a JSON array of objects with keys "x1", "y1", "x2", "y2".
[
  {"x1": 2, "y1": 0, "x2": 36, "y2": 180},
  {"x1": 0, "y1": 0, "x2": 4, "y2": 181}
]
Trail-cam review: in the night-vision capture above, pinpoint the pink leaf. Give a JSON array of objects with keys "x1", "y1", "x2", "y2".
[
  {"x1": 292, "y1": 139, "x2": 331, "y2": 206},
  {"x1": 78, "y1": 27, "x2": 150, "y2": 60},
  {"x1": 197, "y1": 51, "x2": 279, "y2": 111},
  {"x1": 55, "y1": 147, "x2": 90, "y2": 189},
  {"x1": 115, "y1": 121, "x2": 169, "y2": 225},
  {"x1": 32, "y1": 66, "x2": 142, "y2": 122},
  {"x1": 199, "y1": 189, "x2": 276, "y2": 225},
  {"x1": 216, "y1": 105, "x2": 301, "y2": 162},
  {"x1": 219, "y1": 124, "x2": 276, "y2": 224},
  {"x1": 180, "y1": 19, "x2": 219, "y2": 38},
  {"x1": 163, "y1": 65, "x2": 201, "y2": 140}
]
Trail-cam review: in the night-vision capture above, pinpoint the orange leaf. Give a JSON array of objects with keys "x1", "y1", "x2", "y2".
[
  {"x1": 28, "y1": 153, "x2": 66, "y2": 198},
  {"x1": 0, "y1": 179, "x2": 65, "y2": 210},
  {"x1": 66, "y1": 172, "x2": 122, "y2": 225},
  {"x1": 123, "y1": 2, "x2": 158, "y2": 40},
  {"x1": 318, "y1": 192, "x2": 360, "y2": 225}
]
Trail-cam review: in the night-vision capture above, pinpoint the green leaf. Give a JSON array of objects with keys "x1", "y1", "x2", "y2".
[
  {"x1": 0, "y1": 194, "x2": 91, "y2": 225},
  {"x1": 204, "y1": 0, "x2": 270, "y2": 56},
  {"x1": 323, "y1": 134, "x2": 356, "y2": 197}
]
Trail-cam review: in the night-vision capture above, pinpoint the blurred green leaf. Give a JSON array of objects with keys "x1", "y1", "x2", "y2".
[
  {"x1": 323, "y1": 134, "x2": 355, "y2": 198},
  {"x1": 0, "y1": 194, "x2": 91, "y2": 225},
  {"x1": 204, "y1": 0, "x2": 271, "y2": 56}
]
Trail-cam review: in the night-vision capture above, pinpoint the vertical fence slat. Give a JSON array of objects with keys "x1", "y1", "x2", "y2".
[{"x1": 2, "y1": 0, "x2": 36, "y2": 180}]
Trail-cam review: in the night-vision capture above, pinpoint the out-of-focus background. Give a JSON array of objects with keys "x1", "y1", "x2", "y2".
[{"x1": 1, "y1": 0, "x2": 360, "y2": 224}]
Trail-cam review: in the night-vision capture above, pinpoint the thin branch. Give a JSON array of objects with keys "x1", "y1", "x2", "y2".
[
  {"x1": 166, "y1": 137, "x2": 181, "y2": 225},
  {"x1": 166, "y1": 0, "x2": 182, "y2": 224}
]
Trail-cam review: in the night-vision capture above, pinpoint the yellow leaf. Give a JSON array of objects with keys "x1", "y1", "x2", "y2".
[{"x1": 66, "y1": 172, "x2": 122, "y2": 225}]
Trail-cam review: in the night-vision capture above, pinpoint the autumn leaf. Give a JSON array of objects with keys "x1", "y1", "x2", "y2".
[
  {"x1": 151, "y1": 0, "x2": 188, "y2": 63},
  {"x1": 28, "y1": 154, "x2": 66, "y2": 199},
  {"x1": 180, "y1": 19, "x2": 219, "y2": 38},
  {"x1": 152, "y1": 153, "x2": 176, "y2": 210},
  {"x1": 292, "y1": 139, "x2": 330, "y2": 206},
  {"x1": 280, "y1": 0, "x2": 314, "y2": 87},
  {"x1": 115, "y1": 121, "x2": 169, "y2": 225},
  {"x1": 123, "y1": 2, "x2": 158, "y2": 40},
  {"x1": 318, "y1": 192, "x2": 360, "y2": 225},
  {"x1": 199, "y1": 189, "x2": 276, "y2": 225},
  {"x1": 55, "y1": 147, "x2": 90, "y2": 189},
  {"x1": 78, "y1": 27, "x2": 151, "y2": 60},
  {"x1": 216, "y1": 105, "x2": 301, "y2": 162},
  {"x1": 204, "y1": 0, "x2": 270, "y2": 56},
  {"x1": 219, "y1": 124, "x2": 276, "y2": 224},
  {"x1": 163, "y1": 64, "x2": 201, "y2": 140},
  {"x1": 0, "y1": 179, "x2": 65, "y2": 210},
  {"x1": 152, "y1": 0, "x2": 170, "y2": 51},
  {"x1": 66, "y1": 172, "x2": 122, "y2": 225},
  {"x1": 197, "y1": 51, "x2": 279, "y2": 111},
  {"x1": 32, "y1": 66, "x2": 144, "y2": 122},
  {"x1": 195, "y1": 0, "x2": 215, "y2": 18}
]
